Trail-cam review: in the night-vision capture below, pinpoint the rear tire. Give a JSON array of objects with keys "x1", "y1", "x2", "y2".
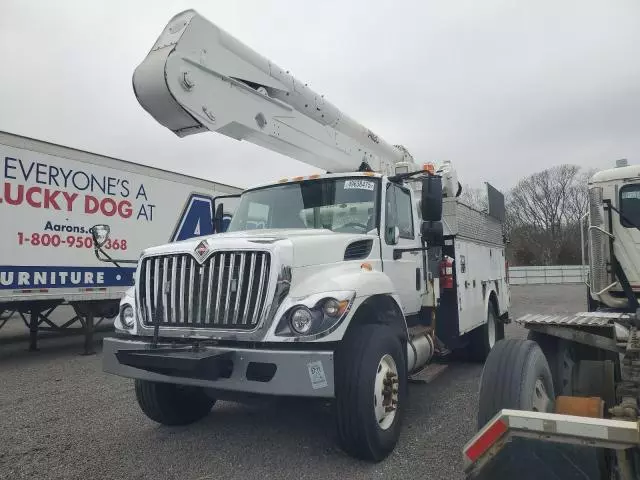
[
  {"x1": 135, "y1": 380, "x2": 215, "y2": 426},
  {"x1": 477, "y1": 339, "x2": 554, "y2": 429},
  {"x1": 469, "y1": 305, "x2": 504, "y2": 362},
  {"x1": 527, "y1": 331, "x2": 575, "y2": 396},
  {"x1": 334, "y1": 323, "x2": 407, "y2": 462}
]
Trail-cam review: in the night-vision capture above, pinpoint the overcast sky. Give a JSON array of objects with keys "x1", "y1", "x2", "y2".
[{"x1": 1, "y1": 0, "x2": 639, "y2": 191}]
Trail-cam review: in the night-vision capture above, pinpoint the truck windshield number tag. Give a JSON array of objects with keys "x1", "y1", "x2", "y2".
[{"x1": 344, "y1": 179, "x2": 375, "y2": 191}]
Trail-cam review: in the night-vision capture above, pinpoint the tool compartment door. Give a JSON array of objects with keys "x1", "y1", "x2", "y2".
[{"x1": 456, "y1": 240, "x2": 489, "y2": 334}]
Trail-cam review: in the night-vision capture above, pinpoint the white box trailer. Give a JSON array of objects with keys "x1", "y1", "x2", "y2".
[{"x1": 0, "y1": 131, "x2": 241, "y2": 352}]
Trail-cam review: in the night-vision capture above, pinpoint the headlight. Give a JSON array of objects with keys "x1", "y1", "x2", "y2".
[
  {"x1": 275, "y1": 291, "x2": 354, "y2": 338},
  {"x1": 290, "y1": 306, "x2": 314, "y2": 334},
  {"x1": 120, "y1": 304, "x2": 135, "y2": 329}
]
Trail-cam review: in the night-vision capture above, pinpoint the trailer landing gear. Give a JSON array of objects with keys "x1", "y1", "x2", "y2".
[
  {"x1": 1, "y1": 300, "x2": 118, "y2": 354},
  {"x1": 71, "y1": 301, "x2": 118, "y2": 355}
]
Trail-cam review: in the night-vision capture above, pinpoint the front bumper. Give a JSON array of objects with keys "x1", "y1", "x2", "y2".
[{"x1": 102, "y1": 337, "x2": 335, "y2": 398}]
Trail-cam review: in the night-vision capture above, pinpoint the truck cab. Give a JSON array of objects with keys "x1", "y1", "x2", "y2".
[
  {"x1": 112, "y1": 171, "x2": 438, "y2": 343},
  {"x1": 587, "y1": 161, "x2": 640, "y2": 311}
]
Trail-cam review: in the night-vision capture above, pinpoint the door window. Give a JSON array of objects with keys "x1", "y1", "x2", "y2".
[
  {"x1": 385, "y1": 184, "x2": 414, "y2": 242},
  {"x1": 620, "y1": 184, "x2": 640, "y2": 228}
]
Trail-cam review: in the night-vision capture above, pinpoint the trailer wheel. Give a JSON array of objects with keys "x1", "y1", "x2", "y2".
[
  {"x1": 334, "y1": 323, "x2": 407, "y2": 462},
  {"x1": 134, "y1": 380, "x2": 215, "y2": 426},
  {"x1": 469, "y1": 306, "x2": 504, "y2": 362},
  {"x1": 527, "y1": 331, "x2": 575, "y2": 396},
  {"x1": 477, "y1": 339, "x2": 554, "y2": 429}
]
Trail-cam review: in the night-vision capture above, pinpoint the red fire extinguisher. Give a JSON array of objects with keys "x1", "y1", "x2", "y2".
[{"x1": 439, "y1": 256, "x2": 454, "y2": 289}]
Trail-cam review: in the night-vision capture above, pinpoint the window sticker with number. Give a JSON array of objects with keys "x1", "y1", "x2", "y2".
[{"x1": 343, "y1": 179, "x2": 375, "y2": 191}]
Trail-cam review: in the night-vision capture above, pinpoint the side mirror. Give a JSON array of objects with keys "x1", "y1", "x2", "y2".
[
  {"x1": 421, "y1": 176, "x2": 443, "y2": 222},
  {"x1": 89, "y1": 224, "x2": 110, "y2": 248},
  {"x1": 214, "y1": 203, "x2": 224, "y2": 233},
  {"x1": 386, "y1": 226, "x2": 400, "y2": 245},
  {"x1": 421, "y1": 221, "x2": 444, "y2": 247}
]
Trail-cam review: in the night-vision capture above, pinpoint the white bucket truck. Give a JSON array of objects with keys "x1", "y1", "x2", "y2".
[{"x1": 99, "y1": 10, "x2": 509, "y2": 461}]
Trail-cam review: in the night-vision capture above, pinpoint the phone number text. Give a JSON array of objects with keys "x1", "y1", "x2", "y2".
[{"x1": 17, "y1": 232, "x2": 128, "y2": 250}]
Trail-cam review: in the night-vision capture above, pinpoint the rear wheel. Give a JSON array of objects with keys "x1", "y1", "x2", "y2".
[
  {"x1": 469, "y1": 305, "x2": 505, "y2": 362},
  {"x1": 527, "y1": 331, "x2": 575, "y2": 396},
  {"x1": 334, "y1": 323, "x2": 407, "y2": 462},
  {"x1": 474, "y1": 339, "x2": 616, "y2": 480},
  {"x1": 477, "y1": 339, "x2": 554, "y2": 428},
  {"x1": 135, "y1": 380, "x2": 215, "y2": 426}
]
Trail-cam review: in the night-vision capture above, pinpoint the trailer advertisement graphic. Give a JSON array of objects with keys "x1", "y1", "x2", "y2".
[
  {"x1": 2, "y1": 156, "x2": 156, "y2": 221},
  {"x1": 0, "y1": 144, "x2": 236, "y2": 295},
  {"x1": 0, "y1": 266, "x2": 136, "y2": 289}
]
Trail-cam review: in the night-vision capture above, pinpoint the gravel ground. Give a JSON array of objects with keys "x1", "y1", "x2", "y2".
[{"x1": 0, "y1": 285, "x2": 587, "y2": 480}]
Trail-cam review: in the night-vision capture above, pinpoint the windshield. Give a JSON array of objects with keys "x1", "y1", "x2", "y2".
[{"x1": 227, "y1": 177, "x2": 379, "y2": 234}]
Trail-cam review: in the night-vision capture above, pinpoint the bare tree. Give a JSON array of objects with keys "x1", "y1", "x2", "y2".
[
  {"x1": 508, "y1": 165, "x2": 581, "y2": 231},
  {"x1": 506, "y1": 165, "x2": 590, "y2": 265}
]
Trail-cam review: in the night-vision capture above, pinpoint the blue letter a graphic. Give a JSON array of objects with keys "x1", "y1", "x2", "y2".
[{"x1": 171, "y1": 194, "x2": 214, "y2": 242}]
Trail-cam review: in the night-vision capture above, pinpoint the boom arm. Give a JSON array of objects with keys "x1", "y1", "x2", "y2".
[{"x1": 132, "y1": 10, "x2": 417, "y2": 174}]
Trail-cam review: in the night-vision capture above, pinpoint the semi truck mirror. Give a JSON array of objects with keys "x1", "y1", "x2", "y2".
[
  {"x1": 89, "y1": 224, "x2": 111, "y2": 248},
  {"x1": 421, "y1": 176, "x2": 443, "y2": 222},
  {"x1": 421, "y1": 221, "x2": 444, "y2": 247}
]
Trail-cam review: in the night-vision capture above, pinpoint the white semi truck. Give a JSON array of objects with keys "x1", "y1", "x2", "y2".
[
  {"x1": 0, "y1": 131, "x2": 240, "y2": 353},
  {"x1": 464, "y1": 159, "x2": 640, "y2": 479},
  {"x1": 99, "y1": 10, "x2": 509, "y2": 461}
]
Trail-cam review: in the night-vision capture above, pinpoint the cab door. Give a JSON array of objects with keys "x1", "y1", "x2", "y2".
[{"x1": 381, "y1": 182, "x2": 422, "y2": 315}]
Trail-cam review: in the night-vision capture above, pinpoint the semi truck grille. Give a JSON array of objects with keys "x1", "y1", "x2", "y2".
[
  {"x1": 138, "y1": 251, "x2": 271, "y2": 329},
  {"x1": 588, "y1": 187, "x2": 610, "y2": 293}
]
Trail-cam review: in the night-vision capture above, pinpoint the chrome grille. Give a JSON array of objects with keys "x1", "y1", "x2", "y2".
[{"x1": 138, "y1": 251, "x2": 271, "y2": 329}]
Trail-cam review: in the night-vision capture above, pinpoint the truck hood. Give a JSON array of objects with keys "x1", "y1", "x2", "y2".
[{"x1": 142, "y1": 229, "x2": 376, "y2": 268}]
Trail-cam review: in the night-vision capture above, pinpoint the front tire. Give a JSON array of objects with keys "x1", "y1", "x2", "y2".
[
  {"x1": 135, "y1": 380, "x2": 215, "y2": 426},
  {"x1": 334, "y1": 324, "x2": 407, "y2": 462}
]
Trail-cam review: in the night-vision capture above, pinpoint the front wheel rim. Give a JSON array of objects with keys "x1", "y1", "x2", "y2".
[{"x1": 374, "y1": 354, "x2": 399, "y2": 430}]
